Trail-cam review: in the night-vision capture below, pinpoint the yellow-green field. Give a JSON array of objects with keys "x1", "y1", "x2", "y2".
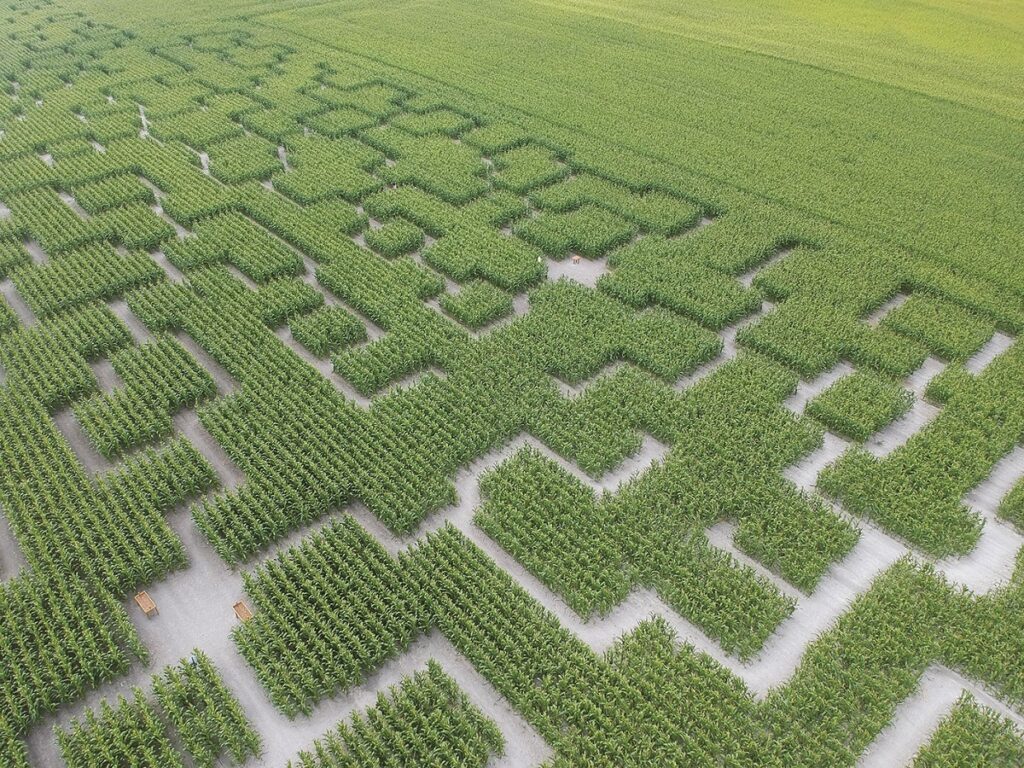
[{"x1": 73, "y1": 0, "x2": 1024, "y2": 288}]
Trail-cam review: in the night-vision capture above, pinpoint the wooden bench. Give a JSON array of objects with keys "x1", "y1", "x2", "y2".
[
  {"x1": 134, "y1": 591, "x2": 157, "y2": 618},
  {"x1": 571, "y1": 254, "x2": 582, "y2": 264},
  {"x1": 233, "y1": 600, "x2": 253, "y2": 622}
]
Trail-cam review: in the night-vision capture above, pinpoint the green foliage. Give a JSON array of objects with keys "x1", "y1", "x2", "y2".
[
  {"x1": 476, "y1": 447, "x2": 631, "y2": 616},
  {"x1": 285, "y1": 0, "x2": 1024, "y2": 293},
  {"x1": 462, "y1": 121, "x2": 531, "y2": 155},
  {"x1": 998, "y1": 480, "x2": 1024, "y2": 531},
  {"x1": 0, "y1": 724, "x2": 29, "y2": 768},
  {"x1": 273, "y1": 135, "x2": 382, "y2": 204},
  {"x1": 739, "y1": 297, "x2": 928, "y2": 378},
  {"x1": 7, "y1": 187, "x2": 173, "y2": 254},
  {"x1": 883, "y1": 293, "x2": 996, "y2": 362},
  {"x1": 472, "y1": 434, "x2": 806, "y2": 653},
  {"x1": 601, "y1": 234, "x2": 762, "y2": 329},
  {"x1": 0, "y1": 302, "x2": 131, "y2": 408},
  {"x1": 492, "y1": 143, "x2": 567, "y2": 193},
  {"x1": 0, "y1": 296, "x2": 19, "y2": 334},
  {"x1": 364, "y1": 218, "x2": 423, "y2": 258},
  {"x1": 741, "y1": 245, "x2": 940, "y2": 377},
  {"x1": 255, "y1": 278, "x2": 324, "y2": 326},
  {"x1": 439, "y1": 280, "x2": 513, "y2": 329},
  {"x1": 0, "y1": 242, "x2": 31, "y2": 279},
  {"x1": 239, "y1": 107, "x2": 302, "y2": 143},
  {"x1": 754, "y1": 243, "x2": 892, "y2": 309},
  {"x1": 603, "y1": 618, "x2": 761, "y2": 765},
  {"x1": 759, "y1": 560, "x2": 946, "y2": 765},
  {"x1": 516, "y1": 203, "x2": 635, "y2": 259},
  {"x1": 150, "y1": 107, "x2": 243, "y2": 149},
  {"x1": 531, "y1": 174, "x2": 702, "y2": 236},
  {"x1": 912, "y1": 694, "x2": 1024, "y2": 767},
  {"x1": 152, "y1": 651, "x2": 262, "y2": 767},
  {"x1": 313, "y1": 82, "x2": 405, "y2": 119},
  {"x1": 72, "y1": 173, "x2": 154, "y2": 215},
  {"x1": 165, "y1": 212, "x2": 303, "y2": 283},
  {"x1": 392, "y1": 107, "x2": 474, "y2": 137},
  {"x1": 821, "y1": 342, "x2": 1024, "y2": 556},
  {"x1": 424, "y1": 224, "x2": 545, "y2": 291},
  {"x1": 97, "y1": 437, "x2": 218, "y2": 513},
  {"x1": 57, "y1": 689, "x2": 184, "y2": 768},
  {"x1": 235, "y1": 518, "x2": 427, "y2": 716},
  {"x1": 207, "y1": 134, "x2": 281, "y2": 184},
  {"x1": 0, "y1": 376, "x2": 206, "y2": 592},
  {"x1": 2, "y1": 6, "x2": 1024, "y2": 766},
  {"x1": 517, "y1": 281, "x2": 722, "y2": 383},
  {"x1": 288, "y1": 662, "x2": 503, "y2": 768},
  {"x1": 73, "y1": 334, "x2": 217, "y2": 457},
  {"x1": 0, "y1": 572, "x2": 147, "y2": 738},
  {"x1": 806, "y1": 370, "x2": 914, "y2": 441},
  {"x1": 371, "y1": 128, "x2": 488, "y2": 204},
  {"x1": 924, "y1": 364, "x2": 974, "y2": 405},
  {"x1": 290, "y1": 305, "x2": 367, "y2": 356},
  {"x1": 307, "y1": 106, "x2": 377, "y2": 137},
  {"x1": 13, "y1": 243, "x2": 162, "y2": 317}
]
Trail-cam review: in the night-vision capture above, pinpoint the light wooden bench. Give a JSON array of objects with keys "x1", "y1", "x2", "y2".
[
  {"x1": 134, "y1": 591, "x2": 157, "y2": 618},
  {"x1": 233, "y1": 600, "x2": 253, "y2": 622}
]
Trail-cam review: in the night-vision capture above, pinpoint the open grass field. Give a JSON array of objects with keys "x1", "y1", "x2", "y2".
[{"x1": 1, "y1": 0, "x2": 1024, "y2": 765}]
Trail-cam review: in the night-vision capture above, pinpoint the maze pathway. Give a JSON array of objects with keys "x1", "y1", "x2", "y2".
[{"x1": 1, "y1": 3, "x2": 1023, "y2": 767}]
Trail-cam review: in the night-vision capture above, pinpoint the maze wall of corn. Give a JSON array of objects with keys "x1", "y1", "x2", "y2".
[{"x1": 1, "y1": 1, "x2": 1023, "y2": 765}]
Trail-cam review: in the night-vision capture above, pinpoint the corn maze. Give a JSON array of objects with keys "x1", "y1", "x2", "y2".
[{"x1": 1, "y1": 1, "x2": 1023, "y2": 766}]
